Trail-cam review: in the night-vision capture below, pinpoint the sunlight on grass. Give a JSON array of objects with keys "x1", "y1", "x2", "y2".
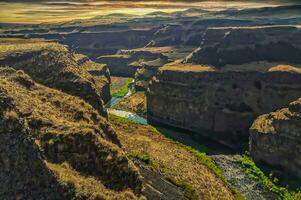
[
  {"x1": 111, "y1": 78, "x2": 133, "y2": 97},
  {"x1": 240, "y1": 152, "x2": 301, "y2": 200}
]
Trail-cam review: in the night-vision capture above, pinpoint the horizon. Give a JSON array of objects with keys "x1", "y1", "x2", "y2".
[{"x1": 0, "y1": 1, "x2": 293, "y2": 24}]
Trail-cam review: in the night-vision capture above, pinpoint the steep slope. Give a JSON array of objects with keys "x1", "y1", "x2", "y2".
[
  {"x1": 73, "y1": 53, "x2": 111, "y2": 103},
  {"x1": 250, "y1": 98, "x2": 301, "y2": 180},
  {"x1": 147, "y1": 63, "x2": 301, "y2": 148},
  {"x1": 0, "y1": 87, "x2": 65, "y2": 200},
  {"x1": 97, "y1": 49, "x2": 166, "y2": 77},
  {"x1": 0, "y1": 67, "x2": 142, "y2": 199},
  {"x1": 0, "y1": 38, "x2": 109, "y2": 116},
  {"x1": 109, "y1": 115, "x2": 241, "y2": 200},
  {"x1": 186, "y1": 26, "x2": 301, "y2": 67}
]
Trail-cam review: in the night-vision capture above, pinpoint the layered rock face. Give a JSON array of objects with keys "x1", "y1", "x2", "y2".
[
  {"x1": 147, "y1": 66, "x2": 301, "y2": 147},
  {"x1": 73, "y1": 53, "x2": 111, "y2": 103},
  {"x1": 250, "y1": 98, "x2": 301, "y2": 180},
  {"x1": 97, "y1": 49, "x2": 167, "y2": 77},
  {"x1": 0, "y1": 67, "x2": 143, "y2": 199},
  {"x1": 0, "y1": 39, "x2": 110, "y2": 115},
  {"x1": 186, "y1": 26, "x2": 301, "y2": 67},
  {"x1": 134, "y1": 58, "x2": 168, "y2": 90}
]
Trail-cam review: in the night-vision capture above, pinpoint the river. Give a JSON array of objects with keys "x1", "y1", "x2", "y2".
[{"x1": 105, "y1": 82, "x2": 277, "y2": 200}]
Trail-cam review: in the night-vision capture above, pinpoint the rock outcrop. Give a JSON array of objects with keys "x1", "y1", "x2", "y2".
[
  {"x1": 147, "y1": 64, "x2": 301, "y2": 147},
  {"x1": 0, "y1": 87, "x2": 66, "y2": 200},
  {"x1": 186, "y1": 26, "x2": 301, "y2": 67},
  {"x1": 0, "y1": 67, "x2": 143, "y2": 199},
  {"x1": 73, "y1": 53, "x2": 111, "y2": 103},
  {"x1": 97, "y1": 49, "x2": 167, "y2": 77},
  {"x1": 250, "y1": 98, "x2": 301, "y2": 180},
  {"x1": 0, "y1": 39, "x2": 110, "y2": 116},
  {"x1": 134, "y1": 58, "x2": 168, "y2": 90}
]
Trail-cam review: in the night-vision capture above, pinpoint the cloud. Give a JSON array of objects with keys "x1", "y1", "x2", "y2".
[{"x1": 0, "y1": 0, "x2": 300, "y2": 23}]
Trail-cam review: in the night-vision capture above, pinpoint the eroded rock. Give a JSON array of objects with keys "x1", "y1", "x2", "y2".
[
  {"x1": 0, "y1": 67, "x2": 143, "y2": 199},
  {"x1": 250, "y1": 98, "x2": 301, "y2": 180},
  {"x1": 147, "y1": 65, "x2": 301, "y2": 148},
  {"x1": 0, "y1": 88, "x2": 66, "y2": 200},
  {"x1": 0, "y1": 39, "x2": 109, "y2": 116}
]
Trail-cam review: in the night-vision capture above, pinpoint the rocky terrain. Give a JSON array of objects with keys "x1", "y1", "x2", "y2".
[
  {"x1": 113, "y1": 92, "x2": 147, "y2": 117},
  {"x1": 2, "y1": 5, "x2": 301, "y2": 90},
  {"x1": 1, "y1": 3, "x2": 301, "y2": 199},
  {"x1": 147, "y1": 63, "x2": 301, "y2": 148},
  {"x1": 0, "y1": 87, "x2": 65, "y2": 200},
  {"x1": 97, "y1": 49, "x2": 167, "y2": 77},
  {"x1": 0, "y1": 67, "x2": 142, "y2": 199},
  {"x1": 250, "y1": 98, "x2": 301, "y2": 180},
  {"x1": 186, "y1": 26, "x2": 301, "y2": 67},
  {"x1": 0, "y1": 39, "x2": 111, "y2": 116},
  {"x1": 0, "y1": 39, "x2": 250, "y2": 200},
  {"x1": 109, "y1": 115, "x2": 241, "y2": 200}
]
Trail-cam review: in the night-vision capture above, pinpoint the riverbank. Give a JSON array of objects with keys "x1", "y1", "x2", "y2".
[{"x1": 107, "y1": 78, "x2": 301, "y2": 200}]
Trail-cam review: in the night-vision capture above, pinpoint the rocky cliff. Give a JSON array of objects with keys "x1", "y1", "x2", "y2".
[
  {"x1": 186, "y1": 26, "x2": 301, "y2": 67},
  {"x1": 0, "y1": 67, "x2": 143, "y2": 199},
  {"x1": 250, "y1": 98, "x2": 301, "y2": 180},
  {"x1": 0, "y1": 87, "x2": 66, "y2": 200},
  {"x1": 0, "y1": 39, "x2": 110, "y2": 116},
  {"x1": 147, "y1": 64, "x2": 301, "y2": 147},
  {"x1": 97, "y1": 49, "x2": 167, "y2": 77},
  {"x1": 73, "y1": 53, "x2": 111, "y2": 103}
]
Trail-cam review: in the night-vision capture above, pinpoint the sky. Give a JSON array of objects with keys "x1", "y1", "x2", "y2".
[{"x1": 0, "y1": 0, "x2": 296, "y2": 24}]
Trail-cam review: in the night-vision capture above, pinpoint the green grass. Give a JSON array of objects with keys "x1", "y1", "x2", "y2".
[
  {"x1": 127, "y1": 152, "x2": 158, "y2": 171},
  {"x1": 109, "y1": 114, "x2": 244, "y2": 200},
  {"x1": 155, "y1": 127, "x2": 208, "y2": 153},
  {"x1": 154, "y1": 127, "x2": 243, "y2": 199},
  {"x1": 129, "y1": 151, "x2": 198, "y2": 200},
  {"x1": 111, "y1": 78, "x2": 133, "y2": 97},
  {"x1": 166, "y1": 177, "x2": 198, "y2": 200},
  {"x1": 181, "y1": 145, "x2": 245, "y2": 200},
  {"x1": 239, "y1": 153, "x2": 301, "y2": 200},
  {"x1": 108, "y1": 113, "x2": 145, "y2": 125}
]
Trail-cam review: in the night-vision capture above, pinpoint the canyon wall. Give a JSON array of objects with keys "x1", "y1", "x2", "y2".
[
  {"x1": 250, "y1": 98, "x2": 301, "y2": 180},
  {"x1": 186, "y1": 26, "x2": 301, "y2": 67},
  {"x1": 0, "y1": 39, "x2": 111, "y2": 116},
  {"x1": 147, "y1": 67, "x2": 301, "y2": 148},
  {"x1": 0, "y1": 67, "x2": 143, "y2": 199}
]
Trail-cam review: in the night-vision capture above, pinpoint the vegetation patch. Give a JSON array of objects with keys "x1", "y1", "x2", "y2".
[
  {"x1": 180, "y1": 145, "x2": 245, "y2": 200},
  {"x1": 127, "y1": 152, "x2": 158, "y2": 170},
  {"x1": 112, "y1": 92, "x2": 147, "y2": 117},
  {"x1": 239, "y1": 153, "x2": 301, "y2": 200},
  {"x1": 109, "y1": 113, "x2": 244, "y2": 200},
  {"x1": 108, "y1": 114, "x2": 145, "y2": 125},
  {"x1": 112, "y1": 78, "x2": 133, "y2": 97},
  {"x1": 166, "y1": 177, "x2": 198, "y2": 200}
]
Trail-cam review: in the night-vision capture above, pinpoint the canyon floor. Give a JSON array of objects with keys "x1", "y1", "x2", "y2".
[
  {"x1": 109, "y1": 77, "x2": 301, "y2": 200},
  {"x1": 1, "y1": 4, "x2": 301, "y2": 200}
]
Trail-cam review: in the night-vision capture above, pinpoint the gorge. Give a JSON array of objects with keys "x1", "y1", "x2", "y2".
[{"x1": 1, "y1": 2, "x2": 301, "y2": 200}]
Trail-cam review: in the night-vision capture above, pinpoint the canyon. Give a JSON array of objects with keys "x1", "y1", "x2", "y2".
[
  {"x1": 147, "y1": 64, "x2": 301, "y2": 148},
  {"x1": 1, "y1": 3, "x2": 301, "y2": 200}
]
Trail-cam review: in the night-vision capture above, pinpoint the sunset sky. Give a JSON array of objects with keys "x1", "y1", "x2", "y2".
[{"x1": 0, "y1": 1, "x2": 296, "y2": 24}]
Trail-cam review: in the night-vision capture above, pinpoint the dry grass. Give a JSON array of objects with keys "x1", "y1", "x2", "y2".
[
  {"x1": 129, "y1": 46, "x2": 176, "y2": 54},
  {"x1": 0, "y1": 38, "x2": 109, "y2": 114},
  {"x1": 0, "y1": 38, "x2": 68, "y2": 59},
  {"x1": 47, "y1": 162, "x2": 140, "y2": 200},
  {"x1": 3, "y1": 110, "x2": 18, "y2": 120},
  {"x1": 113, "y1": 92, "x2": 146, "y2": 117},
  {"x1": 222, "y1": 61, "x2": 301, "y2": 73},
  {"x1": 0, "y1": 67, "x2": 142, "y2": 198},
  {"x1": 111, "y1": 76, "x2": 132, "y2": 94},
  {"x1": 161, "y1": 60, "x2": 215, "y2": 72},
  {"x1": 109, "y1": 115, "x2": 238, "y2": 200},
  {"x1": 268, "y1": 64, "x2": 301, "y2": 73}
]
